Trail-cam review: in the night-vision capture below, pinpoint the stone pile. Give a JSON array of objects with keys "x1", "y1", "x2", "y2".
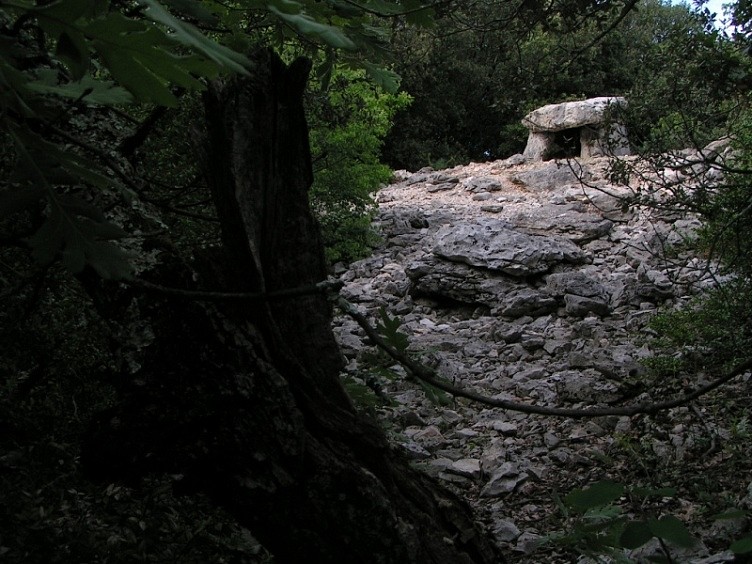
[{"x1": 332, "y1": 150, "x2": 737, "y2": 562}]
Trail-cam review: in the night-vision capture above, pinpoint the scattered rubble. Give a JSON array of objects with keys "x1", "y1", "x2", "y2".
[{"x1": 333, "y1": 150, "x2": 745, "y2": 562}]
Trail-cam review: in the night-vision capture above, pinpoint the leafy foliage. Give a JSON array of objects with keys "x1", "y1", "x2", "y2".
[
  {"x1": 635, "y1": 100, "x2": 752, "y2": 384},
  {"x1": 545, "y1": 481, "x2": 697, "y2": 561},
  {"x1": 382, "y1": 0, "x2": 747, "y2": 169},
  {"x1": 0, "y1": 0, "x2": 431, "y2": 560},
  {"x1": 308, "y1": 67, "x2": 410, "y2": 264}
]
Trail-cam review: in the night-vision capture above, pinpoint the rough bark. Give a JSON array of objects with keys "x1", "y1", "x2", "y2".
[{"x1": 82, "y1": 49, "x2": 500, "y2": 563}]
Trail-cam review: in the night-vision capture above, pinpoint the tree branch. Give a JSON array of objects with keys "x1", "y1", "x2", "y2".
[
  {"x1": 568, "y1": 0, "x2": 640, "y2": 62},
  {"x1": 337, "y1": 297, "x2": 752, "y2": 418},
  {"x1": 128, "y1": 278, "x2": 344, "y2": 302},
  {"x1": 340, "y1": 0, "x2": 452, "y2": 19},
  {"x1": 47, "y1": 124, "x2": 143, "y2": 194}
]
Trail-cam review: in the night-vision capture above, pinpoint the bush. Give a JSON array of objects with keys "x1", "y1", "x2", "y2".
[{"x1": 307, "y1": 69, "x2": 411, "y2": 265}]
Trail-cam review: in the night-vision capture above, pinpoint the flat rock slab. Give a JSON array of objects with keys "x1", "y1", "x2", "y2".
[
  {"x1": 522, "y1": 97, "x2": 627, "y2": 133},
  {"x1": 407, "y1": 257, "x2": 558, "y2": 317},
  {"x1": 511, "y1": 162, "x2": 583, "y2": 191},
  {"x1": 433, "y1": 220, "x2": 588, "y2": 277},
  {"x1": 512, "y1": 203, "x2": 613, "y2": 243}
]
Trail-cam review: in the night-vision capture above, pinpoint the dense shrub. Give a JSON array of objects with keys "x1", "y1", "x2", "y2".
[{"x1": 307, "y1": 68, "x2": 410, "y2": 264}]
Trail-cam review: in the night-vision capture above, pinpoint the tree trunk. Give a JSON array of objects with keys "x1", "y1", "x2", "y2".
[{"x1": 83, "y1": 49, "x2": 500, "y2": 564}]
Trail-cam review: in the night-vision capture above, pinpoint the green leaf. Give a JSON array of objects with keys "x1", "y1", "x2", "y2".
[
  {"x1": 712, "y1": 509, "x2": 750, "y2": 521},
  {"x1": 362, "y1": 63, "x2": 400, "y2": 93},
  {"x1": 0, "y1": 185, "x2": 47, "y2": 219},
  {"x1": 55, "y1": 31, "x2": 90, "y2": 80},
  {"x1": 620, "y1": 520, "x2": 654, "y2": 550},
  {"x1": 82, "y1": 240, "x2": 133, "y2": 280},
  {"x1": 27, "y1": 70, "x2": 134, "y2": 106},
  {"x1": 330, "y1": 0, "x2": 364, "y2": 18},
  {"x1": 58, "y1": 194, "x2": 106, "y2": 223},
  {"x1": 404, "y1": 6, "x2": 435, "y2": 26},
  {"x1": 85, "y1": 17, "x2": 179, "y2": 105},
  {"x1": 632, "y1": 486, "x2": 677, "y2": 498},
  {"x1": 85, "y1": 12, "x2": 226, "y2": 105},
  {"x1": 29, "y1": 0, "x2": 99, "y2": 80},
  {"x1": 268, "y1": 5, "x2": 357, "y2": 50},
  {"x1": 10, "y1": 130, "x2": 133, "y2": 279},
  {"x1": 34, "y1": 0, "x2": 101, "y2": 22},
  {"x1": 316, "y1": 55, "x2": 335, "y2": 91},
  {"x1": 0, "y1": 59, "x2": 38, "y2": 118},
  {"x1": 359, "y1": 0, "x2": 405, "y2": 15},
  {"x1": 647, "y1": 515, "x2": 696, "y2": 548},
  {"x1": 12, "y1": 128, "x2": 128, "y2": 198},
  {"x1": 583, "y1": 504, "x2": 622, "y2": 522},
  {"x1": 142, "y1": 0, "x2": 251, "y2": 74},
  {"x1": 564, "y1": 481, "x2": 624, "y2": 513},
  {"x1": 27, "y1": 206, "x2": 133, "y2": 279},
  {"x1": 731, "y1": 535, "x2": 752, "y2": 554},
  {"x1": 376, "y1": 307, "x2": 409, "y2": 352},
  {"x1": 162, "y1": 0, "x2": 221, "y2": 25}
]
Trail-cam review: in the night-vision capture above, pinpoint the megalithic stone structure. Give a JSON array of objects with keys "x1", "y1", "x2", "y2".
[{"x1": 521, "y1": 97, "x2": 630, "y2": 161}]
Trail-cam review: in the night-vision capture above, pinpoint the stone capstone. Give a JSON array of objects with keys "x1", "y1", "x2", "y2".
[{"x1": 523, "y1": 97, "x2": 626, "y2": 132}]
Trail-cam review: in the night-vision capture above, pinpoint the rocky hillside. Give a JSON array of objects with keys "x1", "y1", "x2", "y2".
[{"x1": 333, "y1": 152, "x2": 745, "y2": 562}]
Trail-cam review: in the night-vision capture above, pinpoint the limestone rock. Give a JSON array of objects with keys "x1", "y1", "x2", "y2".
[
  {"x1": 448, "y1": 458, "x2": 482, "y2": 479},
  {"x1": 564, "y1": 294, "x2": 611, "y2": 317},
  {"x1": 522, "y1": 97, "x2": 630, "y2": 161},
  {"x1": 511, "y1": 162, "x2": 582, "y2": 191},
  {"x1": 492, "y1": 519, "x2": 522, "y2": 543},
  {"x1": 523, "y1": 97, "x2": 627, "y2": 133},
  {"x1": 545, "y1": 271, "x2": 608, "y2": 299},
  {"x1": 432, "y1": 220, "x2": 588, "y2": 277},
  {"x1": 406, "y1": 257, "x2": 558, "y2": 316},
  {"x1": 464, "y1": 176, "x2": 504, "y2": 192},
  {"x1": 481, "y1": 462, "x2": 528, "y2": 496},
  {"x1": 333, "y1": 151, "x2": 719, "y2": 564},
  {"x1": 512, "y1": 203, "x2": 613, "y2": 242}
]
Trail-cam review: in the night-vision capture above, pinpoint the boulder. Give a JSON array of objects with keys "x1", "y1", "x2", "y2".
[
  {"x1": 432, "y1": 220, "x2": 588, "y2": 277},
  {"x1": 545, "y1": 271, "x2": 608, "y2": 299},
  {"x1": 512, "y1": 203, "x2": 613, "y2": 243},
  {"x1": 510, "y1": 161, "x2": 582, "y2": 191},
  {"x1": 406, "y1": 256, "x2": 557, "y2": 317},
  {"x1": 563, "y1": 294, "x2": 611, "y2": 317}
]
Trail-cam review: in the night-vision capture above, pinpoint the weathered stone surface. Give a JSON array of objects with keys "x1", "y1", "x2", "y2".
[
  {"x1": 427, "y1": 182, "x2": 457, "y2": 193},
  {"x1": 546, "y1": 270, "x2": 608, "y2": 298},
  {"x1": 333, "y1": 153, "x2": 725, "y2": 563},
  {"x1": 406, "y1": 257, "x2": 558, "y2": 317},
  {"x1": 492, "y1": 520, "x2": 522, "y2": 543},
  {"x1": 499, "y1": 288, "x2": 558, "y2": 318},
  {"x1": 523, "y1": 97, "x2": 627, "y2": 133},
  {"x1": 522, "y1": 97, "x2": 630, "y2": 161},
  {"x1": 481, "y1": 462, "x2": 528, "y2": 497},
  {"x1": 511, "y1": 162, "x2": 582, "y2": 191},
  {"x1": 449, "y1": 458, "x2": 482, "y2": 479},
  {"x1": 432, "y1": 220, "x2": 588, "y2": 277},
  {"x1": 512, "y1": 203, "x2": 613, "y2": 242},
  {"x1": 464, "y1": 176, "x2": 505, "y2": 192}
]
